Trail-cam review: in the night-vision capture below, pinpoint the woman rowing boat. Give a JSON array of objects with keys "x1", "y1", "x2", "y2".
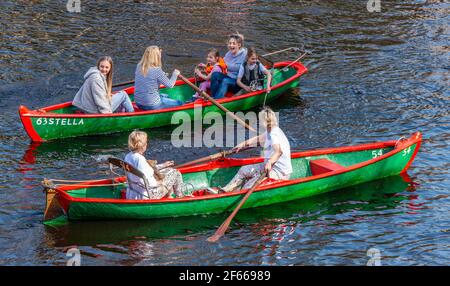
[{"x1": 209, "y1": 107, "x2": 292, "y2": 193}]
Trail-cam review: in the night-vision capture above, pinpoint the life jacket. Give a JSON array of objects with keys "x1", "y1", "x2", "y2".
[
  {"x1": 241, "y1": 61, "x2": 265, "y2": 87},
  {"x1": 204, "y1": 57, "x2": 227, "y2": 75}
]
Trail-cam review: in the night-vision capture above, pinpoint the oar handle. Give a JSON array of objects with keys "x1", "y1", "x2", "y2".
[
  {"x1": 111, "y1": 47, "x2": 307, "y2": 89},
  {"x1": 207, "y1": 172, "x2": 267, "y2": 242},
  {"x1": 174, "y1": 152, "x2": 223, "y2": 169},
  {"x1": 178, "y1": 73, "x2": 256, "y2": 132},
  {"x1": 262, "y1": 47, "x2": 302, "y2": 57},
  {"x1": 174, "y1": 145, "x2": 254, "y2": 169}
]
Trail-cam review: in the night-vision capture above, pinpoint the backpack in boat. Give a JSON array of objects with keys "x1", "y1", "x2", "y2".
[{"x1": 241, "y1": 61, "x2": 265, "y2": 89}]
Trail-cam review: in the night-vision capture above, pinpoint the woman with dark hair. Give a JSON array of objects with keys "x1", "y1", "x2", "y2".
[
  {"x1": 236, "y1": 47, "x2": 272, "y2": 95},
  {"x1": 73, "y1": 56, "x2": 134, "y2": 114},
  {"x1": 210, "y1": 33, "x2": 247, "y2": 99}
]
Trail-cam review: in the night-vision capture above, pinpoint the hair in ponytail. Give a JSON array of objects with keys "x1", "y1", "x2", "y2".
[{"x1": 228, "y1": 32, "x2": 245, "y2": 48}]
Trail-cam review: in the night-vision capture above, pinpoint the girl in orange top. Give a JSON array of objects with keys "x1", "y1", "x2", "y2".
[{"x1": 192, "y1": 48, "x2": 227, "y2": 99}]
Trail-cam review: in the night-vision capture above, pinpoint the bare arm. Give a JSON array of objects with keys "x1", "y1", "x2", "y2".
[
  {"x1": 265, "y1": 143, "x2": 282, "y2": 173},
  {"x1": 233, "y1": 134, "x2": 265, "y2": 152},
  {"x1": 194, "y1": 68, "x2": 209, "y2": 80},
  {"x1": 237, "y1": 77, "x2": 252, "y2": 92},
  {"x1": 264, "y1": 69, "x2": 272, "y2": 93}
]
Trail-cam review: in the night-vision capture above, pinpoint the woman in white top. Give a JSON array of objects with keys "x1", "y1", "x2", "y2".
[
  {"x1": 219, "y1": 107, "x2": 292, "y2": 193},
  {"x1": 124, "y1": 130, "x2": 187, "y2": 199}
]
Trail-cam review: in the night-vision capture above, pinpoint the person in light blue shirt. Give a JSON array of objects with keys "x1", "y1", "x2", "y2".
[
  {"x1": 236, "y1": 47, "x2": 272, "y2": 95},
  {"x1": 210, "y1": 33, "x2": 247, "y2": 99}
]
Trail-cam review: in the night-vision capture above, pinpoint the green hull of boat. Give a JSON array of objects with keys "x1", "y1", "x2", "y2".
[
  {"x1": 20, "y1": 64, "x2": 304, "y2": 141},
  {"x1": 57, "y1": 138, "x2": 419, "y2": 221}
]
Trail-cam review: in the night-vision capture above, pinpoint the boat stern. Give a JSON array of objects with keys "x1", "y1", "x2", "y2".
[{"x1": 399, "y1": 131, "x2": 422, "y2": 173}]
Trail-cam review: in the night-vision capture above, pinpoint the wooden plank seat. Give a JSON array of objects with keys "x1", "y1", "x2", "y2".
[
  {"x1": 108, "y1": 157, "x2": 154, "y2": 199},
  {"x1": 310, "y1": 158, "x2": 346, "y2": 176}
]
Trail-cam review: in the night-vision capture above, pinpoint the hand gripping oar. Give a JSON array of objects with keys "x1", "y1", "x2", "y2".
[
  {"x1": 174, "y1": 135, "x2": 259, "y2": 169},
  {"x1": 207, "y1": 171, "x2": 267, "y2": 242},
  {"x1": 112, "y1": 47, "x2": 304, "y2": 89},
  {"x1": 174, "y1": 145, "x2": 254, "y2": 169},
  {"x1": 178, "y1": 73, "x2": 256, "y2": 132}
]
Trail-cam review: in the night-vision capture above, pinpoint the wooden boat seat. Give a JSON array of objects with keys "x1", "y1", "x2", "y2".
[
  {"x1": 108, "y1": 157, "x2": 155, "y2": 199},
  {"x1": 310, "y1": 158, "x2": 346, "y2": 176}
]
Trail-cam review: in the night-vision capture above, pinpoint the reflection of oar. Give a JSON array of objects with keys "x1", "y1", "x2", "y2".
[
  {"x1": 207, "y1": 172, "x2": 267, "y2": 242},
  {"x1": 178, "y1": 73, "x2": 256, "y2": 132}
]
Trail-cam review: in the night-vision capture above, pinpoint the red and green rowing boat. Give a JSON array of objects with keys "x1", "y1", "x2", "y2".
[
  {"x1": 19, "y1": 61, "x2": 307, "y2": 142},
  {"x1": 45, "y1": 132, "x2": 421, "y2": 221}
]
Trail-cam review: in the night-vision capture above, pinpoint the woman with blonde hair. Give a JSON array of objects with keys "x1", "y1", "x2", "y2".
[
  {"x1": 134, "y1": 46, "x2": 183, "y2": 110},
  {"x1": 209, "y1": 107, "x2": 292, "y2": 193},
  {"x1": 73, "y1": 56, "x2": 134, "y2": 113},
  {"x1": 124, "y1": 130, "x2": 189, "y2": 200}
]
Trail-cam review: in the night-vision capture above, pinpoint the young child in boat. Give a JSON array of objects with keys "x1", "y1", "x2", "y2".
[
  {"x1": 124, "y1": 130, "x2": 189, "y2": 200},
  {"x1": 236, "y1": 47, "x2": 272, "y2": 95},
  {"x1": 73, "y1": 56, "x2": 134, "y2": 114},
  {"x1": 191, "y1": 48, "x2": 227, "y2": 100},
  {"x1": 134, "y1": 46, "x2": 183, "y2": 110},
  {"x1": 208, "y1": 107, "x2": 291, "y2": 194}
]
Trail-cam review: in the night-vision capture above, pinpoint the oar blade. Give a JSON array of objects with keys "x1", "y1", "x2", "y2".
[
  {"x1": 258, "y1": 55, "x2": 274, "y2": 69},
  {"x1": 206, "y1": 233, "x2": 223, "y2": 243},
  {"x1": 206, "y1": 173, "x2": 266, "y2": 243}
]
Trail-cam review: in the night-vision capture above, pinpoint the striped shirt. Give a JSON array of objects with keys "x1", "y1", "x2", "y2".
[{"x1": 134, "y1": 65, "x2": 178, "y2": 107}]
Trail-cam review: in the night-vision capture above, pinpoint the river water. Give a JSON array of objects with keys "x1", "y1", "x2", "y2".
[{"x1": 0, "y1": 0, "x2": 448, "y2": 265}]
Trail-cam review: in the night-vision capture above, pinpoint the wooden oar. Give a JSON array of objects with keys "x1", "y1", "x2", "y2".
[
  {"x1": 111, "y1": 47, "x2": 302, "y2": 89},
  {"x1": 112, "y1": 80, "x2": 135, "y2": 88},
  {"x1": 174, "y1": 145, "x2": 253, "y2": 169},
  {"x1": 262, "y1": 47, "x2": 301, "y2": 57},
  {"x1": 207, "y1": 172, "x2": 267, "y2": 242},
  {"x1": 178, "y1": 73, "x2": 256, "y2": 132},
  {"x1": 258, "y1": 55, "x2": 274, "y2": 69}
]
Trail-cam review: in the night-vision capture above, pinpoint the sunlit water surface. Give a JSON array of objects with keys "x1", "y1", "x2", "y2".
[{"x1": 0, "y1": 0, "x2": 448, "y2": 265}]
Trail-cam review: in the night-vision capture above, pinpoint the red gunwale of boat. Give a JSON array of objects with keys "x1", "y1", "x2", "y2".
[
  {"x1": 55, "y1": 132, "x2": 421, "y2": 208},
  {"x1": 19, "y1": 61, "x2": 307, "y2": 119},
  {"x1": 18, "y1": 105, "x2": 43, "y2": 142}
]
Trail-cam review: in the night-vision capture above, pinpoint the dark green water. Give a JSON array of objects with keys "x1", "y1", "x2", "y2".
[{"x1": 0, "y1": 0, "x2": 448, "y2": 265}]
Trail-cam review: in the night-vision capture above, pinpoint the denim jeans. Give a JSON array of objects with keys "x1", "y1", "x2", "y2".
[
  {"x1": 210, "y1": 72, "x2": 241, "y2": 99},
  {"x1": 111, "y1": 90, "x2": 134, "y2": 113},
  {"x1": 137, "y1": 94, "x2": 183, "y2": 110}
]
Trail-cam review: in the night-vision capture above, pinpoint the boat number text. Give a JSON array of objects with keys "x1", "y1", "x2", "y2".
[
  {"x1": 35, "y1": 117, "x2": 84, "y2": 126},
  {"x1": 372, "y1": 149, "x2": 383, "y2": 159},
  {"x1": 402, "y1": 146, "x2": 412, "y2": 156}
]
